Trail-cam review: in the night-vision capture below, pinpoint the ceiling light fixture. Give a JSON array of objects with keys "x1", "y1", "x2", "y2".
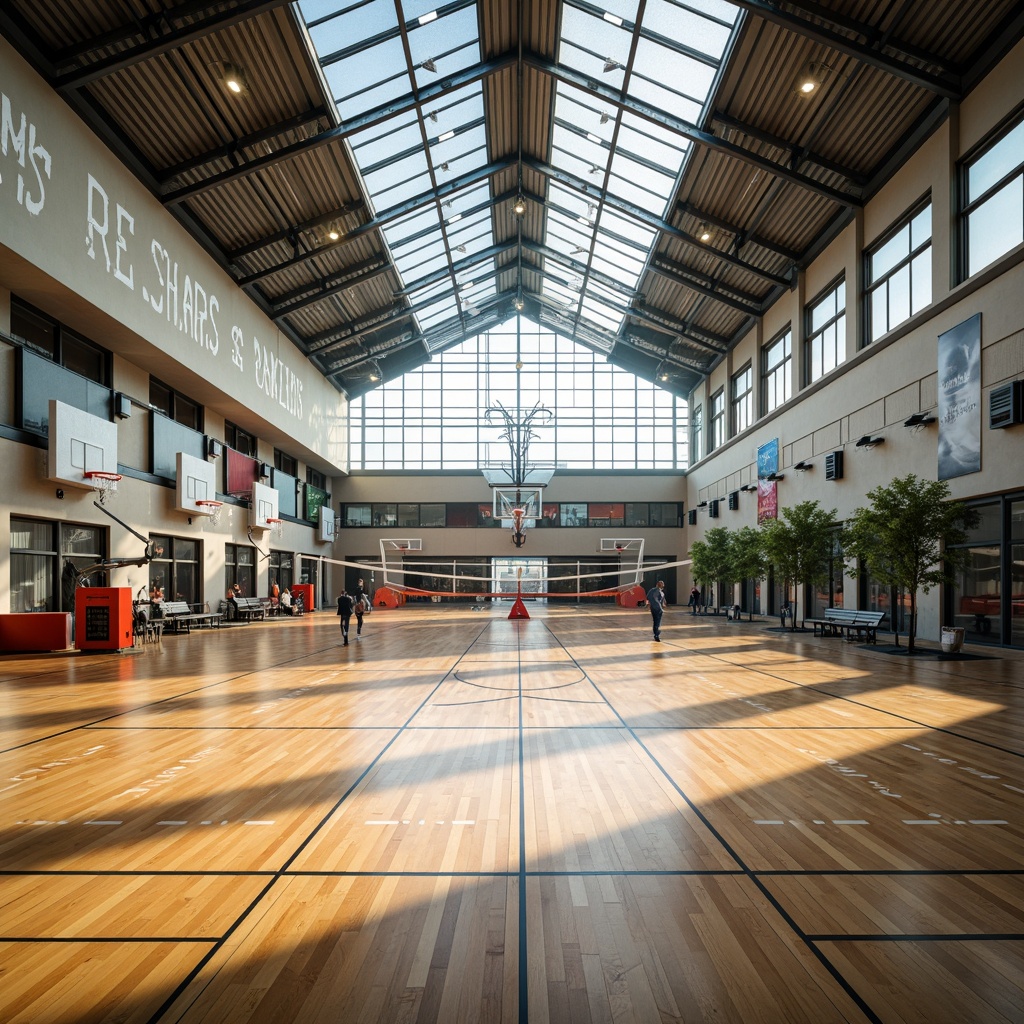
[
  {"x1": 327, "y1": 228, "x2": 339, "y2": 241},
  {"x1": 603, "y1": 59, "x2": 622, "y2": 73},
  {"x1": 421, "y1": 57, "x2": 437, "y2": 73},
  {"x1": 455, "y1": 244, "x2": 467, "y2": 253},
  {"x1": 439, "y1": 161, "x2": 449, "y2": 172},
  {"x1": 572, "y1": 245, "x2": 587, "y2": 255},
  {"x1": 512, "y1": 194, "x2": 527, "y2": 216},
  {"x1": 222, "y1": 63, "x2": 246, "y2": 94},
  {"x1": 795, "y1": 61, "x2": 830, "y2": 96},
  {"x1": 699, "y1": 223, "x2": 711, "y2": 242},
  {"x1": 427, "y1": 110, "x2": 438, "y2": 122},
  {"x1": 599, "y1": 111, "x2": 611, "y2": 125},
  {"x1": 856, "y1": 434, "x2": 885, "y2": 448}
]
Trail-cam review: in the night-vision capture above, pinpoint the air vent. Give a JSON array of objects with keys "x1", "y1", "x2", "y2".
[
  {"x1": 728, "y1": 490, "x2": 739, "y2": 510},
  {"x1": 824, "y1": 451, "x2": 844, "y2": 481},
  {"x1": 708, "y1": 499, "x2": 719, "y2": 518},
  {"x1": 687, "y1": 508, "x2": 697, "y2": 526},
  {"x1": 990, "y1": 380, "x2": 1024, "y2": 428}
]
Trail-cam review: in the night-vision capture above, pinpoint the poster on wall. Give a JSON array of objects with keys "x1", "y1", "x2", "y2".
[
  {"x1": 937, "y1": 313, "x2": 982, "y2": 480},
  {"x1": 756, "y1": 438, "x2": 779, "y2": 523}
]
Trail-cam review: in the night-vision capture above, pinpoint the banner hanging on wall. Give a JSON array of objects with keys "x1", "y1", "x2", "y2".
[
  {"x1": 937, "y1": 313, "x2": 982, "y2": 480},
  {"x1": 756, "y1": 438, "x2": 779, "y2": 523}
]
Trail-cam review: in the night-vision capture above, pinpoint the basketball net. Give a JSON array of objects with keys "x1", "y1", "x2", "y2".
[
  {"x1": 85, "y1": 471, "x2": 121, "y2": 506},
  {"x1": 196, "y1": 499, "x2": 223, "y2": 526}
]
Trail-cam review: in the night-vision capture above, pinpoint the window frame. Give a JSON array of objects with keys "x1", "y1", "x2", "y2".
[
  {"x1": 804, "y1": 276, "x2": 846, "y2": 386},
  {"x1": 730, "y1": 363, "x2": 753, "y2": 436},
  {"x1": 762, "y1": 328, "x2": 792, "y2": 414},
  {"x1": 864, "y1": 196, "x2": 932, "y2": 345},
  {"x1": 10, "y1": 298, "x2": 112, "y2": 387},
  {"x1": 709, "y1": 388, "x2": 726, "y2": 452},
  {"x1": 959, "y1": 106, "x2": 1024, "y2": 280}
]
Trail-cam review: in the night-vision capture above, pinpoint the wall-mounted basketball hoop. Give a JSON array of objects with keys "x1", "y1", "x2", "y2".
[
  {"x1": 84, "y1": 470, "x2": 122, "y2": 506},
  {"x1": 265, "y1": 517, "x2": 284, "y2": 539},
  {"x1": 195, "y1": 499, "x2": 223, "y2": 526}
]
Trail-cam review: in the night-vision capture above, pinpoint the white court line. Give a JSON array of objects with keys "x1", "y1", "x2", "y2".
[
  {"x1": 84, "y1": 820, "x2": 123, "y2": 825},
  {"x1": 243, "y1": 820, "x2": 276, "y2": 825}
]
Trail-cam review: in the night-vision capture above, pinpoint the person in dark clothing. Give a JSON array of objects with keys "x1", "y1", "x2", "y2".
[
  {"x1": 646, "y1": 580, "x2": 667, "y2": 641},
  {"x1": 688, "y1": 585, "x2": 701, "y2": 615},
  {"x1": 336, "y1": 590, "x2": 354, "y2": 645},
  {"x1": 353, "y1": 578, "x2": 368, "y2": 636}
]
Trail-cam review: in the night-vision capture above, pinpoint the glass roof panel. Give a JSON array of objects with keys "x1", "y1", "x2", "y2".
[
  {"x1": 350, "y1": 114, "x2": 422, "y2": 169},
  {"x1": 643, "y1": 0, "x2": 738, "y2": 56},
  {"x1": 409, "y1": 8, "x2": 481, "y2": 80},
  {"x1": 617, "y1": 113, "x2": 690, "y2": 172},
  {"x1": 301, "y1": 0, "x2": 396, "y2": 55},
  {"x1": 326, "y1": 36, "x2": 411, "y2": 121}
]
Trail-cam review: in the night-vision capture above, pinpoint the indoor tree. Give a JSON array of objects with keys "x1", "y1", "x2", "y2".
[
  {"x1": 843, "y1": 474, "x2": 977, "y2": 652},
  {"x1": 688, "y1": 526, "x2": 733, "y2": 613},
  {"x1": 730, "y1": 525, "x2": 768, "y2": 621},
  {"x1": 759, "y1": 500, "x2": 838, "y2": 630}
]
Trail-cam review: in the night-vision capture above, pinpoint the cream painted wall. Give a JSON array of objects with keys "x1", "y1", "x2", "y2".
[{"x1": 0, "y1": 37, "x2": 345, "y2": 473}]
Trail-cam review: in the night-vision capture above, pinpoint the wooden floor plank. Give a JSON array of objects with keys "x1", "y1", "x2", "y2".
[
  {"x1": 761, "y1": 873, "x2": 1024, "y2": 937},
  {"x1": 0, "y1": 873, "x2": 269, "y2": 938},
  {"x1": 1, "y1": 606, "x2": 1022, "y2": 1023}
]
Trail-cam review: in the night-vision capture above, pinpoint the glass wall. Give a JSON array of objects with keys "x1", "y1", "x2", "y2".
[
  {"x1": 948, "y1": 500, "x2": 1006, "y2": 644},
  {"x1": 10, "y1": 518, "x2": 106, "y2": 613},
  {"x1": 225, "y1": 543, "x2": 256, "y2": 600},
  {"x1": 149, "y1": 535, "x2": 200, "y2": 607},
  {"x1": 350, "y1": 321, "x2": 689, "y2": 470}
]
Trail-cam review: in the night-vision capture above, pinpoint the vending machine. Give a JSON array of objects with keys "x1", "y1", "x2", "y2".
[{"x1": 75, "y1": 587, "x2": 134, "y2": 651}]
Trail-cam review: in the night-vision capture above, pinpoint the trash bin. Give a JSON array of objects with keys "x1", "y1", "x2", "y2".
[{"x1": 940, "y1": 626, "x2": 965, "y2": 654}]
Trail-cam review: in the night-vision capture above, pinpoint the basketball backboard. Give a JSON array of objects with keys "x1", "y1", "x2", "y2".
[{"x1": 47, "y1": 399, "x2": 118, "y2": 490}]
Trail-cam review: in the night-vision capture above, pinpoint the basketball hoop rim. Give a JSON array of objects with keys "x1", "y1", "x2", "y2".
[
  {"x1": 196, "y1": 499, "x2": 223, "y2": 508},
  {"x1": 265, "y1": 517, "x2": 283, "y2": 524},
  {"x1": 84, "y1": 471, "x2": 122, "y2": 483}
]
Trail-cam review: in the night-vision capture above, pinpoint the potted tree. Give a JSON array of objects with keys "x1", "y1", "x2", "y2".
[
  {"x1": 759, "y1": 501, "x2": 838, "y2": 631},
  {"x1": 843, "y1": 474, "x2": 977, "y2": 653}
]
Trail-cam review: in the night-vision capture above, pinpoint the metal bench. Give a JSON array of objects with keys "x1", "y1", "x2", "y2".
[
  {"x1": 231, "y1": 596, "x2": 266, "y2": 622},
  {"x1": 160, "y1": 600, "x2": 223, "y2": 633},
  {"x1": 805, "y1": 608, "x2": 885, "y2": 644}
]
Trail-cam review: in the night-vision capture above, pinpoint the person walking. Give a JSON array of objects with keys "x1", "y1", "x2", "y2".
[
  {"x1": 647, "y1": 579, "x2": 667, "y2": 641},
  {"x1": 353, "y1": 578, "x2": 368, "y2": 637},
  {"x1": 336, "y1": 589, "x2": 354, "y2": 646},
  {"x1": 688, "y1": 584, "x2": 701, "y2": 615}
]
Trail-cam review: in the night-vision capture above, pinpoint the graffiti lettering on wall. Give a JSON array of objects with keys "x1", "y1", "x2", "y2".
[{"x1": 1, "y1": 91, "x2": 52, "y2": 215}]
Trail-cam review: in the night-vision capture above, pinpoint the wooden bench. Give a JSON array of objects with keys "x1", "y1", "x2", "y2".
[
  {"x1": 805, "y1": 608, "x2": 885, "y2": 644},
  {"x1": 159, "y1": 600, "x2": 223, "y2": 633}
]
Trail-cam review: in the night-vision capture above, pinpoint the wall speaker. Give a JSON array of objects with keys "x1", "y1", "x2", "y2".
[
  {"x1": 990, "y1": 380, "x2": 1024, "y2": 428},
  {"x1": 824, "y1": 450, "x2": 844, "y2": 480},
  {"x1": 687, "y1": 508, "x2": 697, "y2": 526}
]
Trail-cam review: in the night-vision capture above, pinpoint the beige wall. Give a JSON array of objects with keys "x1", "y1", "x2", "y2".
[{"x1": 684, "y1": 39, "x2": 1024, "y2": 639}]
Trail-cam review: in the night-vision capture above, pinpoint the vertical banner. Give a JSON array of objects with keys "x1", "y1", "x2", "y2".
[
  {"x1": 756, "y1": 438, "x2": 779, "y2": 523},
  {"x1": 937, "y1": 314, "x2": 982, "y2": 480}
]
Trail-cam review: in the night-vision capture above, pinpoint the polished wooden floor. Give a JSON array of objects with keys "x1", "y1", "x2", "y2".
[{"x1": 1, "y1": 605, "x2": 1023, "y2": 1023}]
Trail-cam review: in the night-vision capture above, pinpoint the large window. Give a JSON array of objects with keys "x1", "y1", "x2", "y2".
[
  {"x1": 866, "y1": 200, "x2": 932, "y2": 343},
  {"x1": 762, "y1": 329, "x2": 791, "y2": 413},
  {"x1": 225, "y1": 421, "x2": 256, "y2": 457},
  {"x1": 10, "y1": 519, "x2": 106, "y2": 613},
  {"x1": 350, "y1": 322, "x2": 689, "y2": 470},
  {"x1": 150, "y1": 377, "x2": 201, "y2": 430},
  {"x1": 962, "y1": 115, "x2": 1024, "y2": 278},
  {"x1": 10, "y1": 299, "x2": 111, "y2": 387},
  {"x1": 805, "y1": 279, "x2": 846, "y2": 384},
  {"x1": 149, "y1": 535, "x2": 200, "y2": 607},
  {"x1": 731, "y1": 364, "x2": 753, "y2": 434},
  {"x1": 269, "y1": 550, "x2": 294, "y2": 594},
  {"x1": 690, "y1": 404, "x2": 703, "y2": 464},
  {"x1": 709, "y1": 389, "x2": 725, "y2": 452},
  {"x1": 225, "y1": 543, "x2": 256, "y2": 600}
]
